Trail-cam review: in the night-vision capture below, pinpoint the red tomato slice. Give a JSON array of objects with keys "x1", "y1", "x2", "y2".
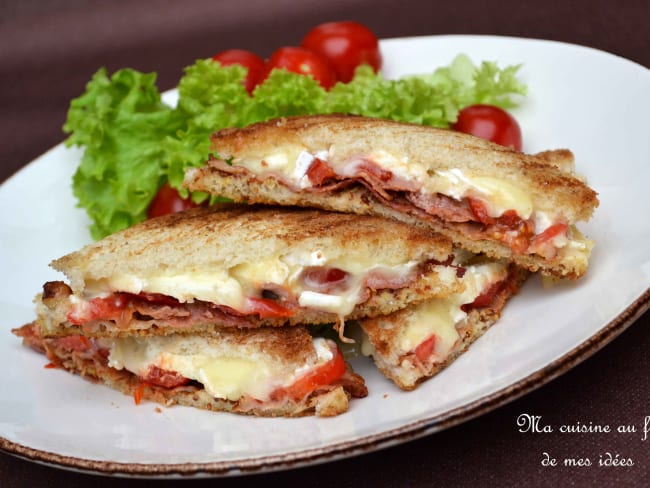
[
  {"x1": 211, "y1": 49, "x2": 266, "y2": 94},
  {"x1": 413, "y1": 335, "x2": 436, "y2": 362},
  {"x1": 461, "y1": 278, "x2": 514, "y2": 313},
  {"x1": 282, "y1": 345, "x2": 347, "y2": 400},
  {"x1": 531, "y1": 223, "x2": 568, "y2": 245},
  {"x1": 260, "y1": 46, "x2": 337, "y2": 89},
  {"x1": 452, "y1": 104, "x2": 523, "y2": 151},
  {"x1": 306, "y1": 158, "x2": 337, "y2": 185},
  {"x1": 245, "y1": 297, "x2": 294, "y2": 318},
  {"x1": 147, "y1": 184, "x2": 201, "y2": 219},
  {"x1": 67, "y1": 294, "x2": 130, "y2": 325},
  {"x1": 467, "y1": 197, "x2": 496, "y2": 226},
  {"x1": 301, "y1": 20, "x2": 382, "y2": 83}
]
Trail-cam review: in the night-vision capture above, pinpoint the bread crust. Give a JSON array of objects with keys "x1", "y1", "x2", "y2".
[
  {"x1": 206, "y1": 115, "x2": 598, "y2": 222},
  {"x1": 52, "y1": 204, "x2": 453, "y2": 292}
]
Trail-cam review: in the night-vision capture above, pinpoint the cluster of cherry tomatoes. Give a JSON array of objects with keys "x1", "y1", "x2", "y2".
[
  {"x1": 147, "y1": 20, "x2": 522, "y2": 219},
  {"x1": 212, "y1": 20, "x2": 382, "y2": 92}
]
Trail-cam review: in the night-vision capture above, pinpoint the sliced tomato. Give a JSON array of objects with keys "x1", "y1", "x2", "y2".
[
  {"x1": 246, "y1": 297, "x2": 294, "y2": 318},
  {"x1": 497, "y1": 209, "x2": 522, "y2": 229},
  {"x1": 306, "y1": 158, "x2": 337, "y2": 185},
  {"x1": 467, "y1": 197, "x2": 495, "y2": 226},
  {"x1": 282, "y1": 346, "x2": 347, "y2": 400},
  {"x1": 531, "y1": 223, "x2": 568, "y2": 245},
  {"x1": 67, "y1": 294, "x2": 130, "y2": 325},
  {"x1": 413, "y1": 335, "x2": 437, "y2": 362}
]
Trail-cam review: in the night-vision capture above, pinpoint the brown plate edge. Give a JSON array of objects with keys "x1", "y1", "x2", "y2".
[{"x1": 1, "y1": 288, "x2": 648, "y2": 478}]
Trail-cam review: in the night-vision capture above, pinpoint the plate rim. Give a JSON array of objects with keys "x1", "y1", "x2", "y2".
[
  {"x1": 1, "y1": 33, "x2": 649, "y2": 478},
  {"x1": 1, "y1": 289, "x2": 647, "y2": 477}
]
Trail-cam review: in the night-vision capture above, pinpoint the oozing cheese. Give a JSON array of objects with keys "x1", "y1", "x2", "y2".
[
  {"x1": 86, "y1": 253, "x2": 424, "y2": 317},
  {"x1": 233, "y1": 148, "x2": 561, "y2": 231},
  {"x1": 397, "y1": 262, "x2": 508, "y2": 359},
  {"x1": 108, "y1": 335, "x2": 333, "y2": 401}
]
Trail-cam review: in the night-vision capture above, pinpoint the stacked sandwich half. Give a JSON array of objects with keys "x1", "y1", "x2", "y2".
[{"x1": 14, "y1": 114, "x2": 598, "y2": 416}]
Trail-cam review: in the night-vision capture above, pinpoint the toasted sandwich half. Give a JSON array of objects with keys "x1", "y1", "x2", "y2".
[
  {"x1": 184, "y1": 115, "x2": 599, "y2": 279},
  {"x1": 40, "y1": 205, "x2": 463, "y2": 338},
  {"x1": 12, "y1": 322, "x2": 367, "y2": 417},
  {"x1": 359, "y1": 254, "x2": 528, "y2": 390}
]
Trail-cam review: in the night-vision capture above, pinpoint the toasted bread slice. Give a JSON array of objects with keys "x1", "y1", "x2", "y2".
[
  {"x1": 359, "y1": 261, "x2": 528, "y2": 390},
  {"x1": 45, "y1": 205, "x2": 463, "y2": 337},
  {"x1": 12, "y1": 323, "x2": 368, "y2": 417},
  {"x1": 184, "y1": 115, "x2": 599, "y2": 279}
]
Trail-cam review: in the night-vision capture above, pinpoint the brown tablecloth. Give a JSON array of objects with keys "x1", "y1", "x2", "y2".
[{"x1": 1, "y1": 1, "x2": 649, "y2": 486}]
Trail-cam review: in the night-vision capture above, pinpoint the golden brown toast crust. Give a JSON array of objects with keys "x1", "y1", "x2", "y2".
[{"x1": 52, "y1": 204, "x2": 453, "y2": 293}]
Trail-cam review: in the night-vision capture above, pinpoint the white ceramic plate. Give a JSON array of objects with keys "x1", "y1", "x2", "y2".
[{"x1": 1, "y1": 35, "x2": 649, "y2": 477}]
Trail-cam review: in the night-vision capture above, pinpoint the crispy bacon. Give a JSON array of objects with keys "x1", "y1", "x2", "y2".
[
  {"x1": 140, "y1": 365, "x2": 190, "y2": 389},
  {"x1": 11, "y1": 323, "x2": 45, "y2": 353},
  {"x1": 408, "y1": 192, "x2": 475, "y2": 222},
  {"x1": 211, "y1": 156, "x2": 569, "y2": 258}
]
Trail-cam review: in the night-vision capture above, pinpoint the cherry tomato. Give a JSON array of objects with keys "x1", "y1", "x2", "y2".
[
  {"x1": 260, "y1": 46, "x2": 337, "y2": 89},
  {"x1": 452, "y1": 104, "x2": 523, "y2": 151},
  {"x1": 147, "y1": 183, "x2": 200, "y2": 219},
  {"x1": 301, "y1": 20, "x2": 382, "y2": 83},
  {"x1": 211, "y1": 49, "x2": 266, "y2": 94}
]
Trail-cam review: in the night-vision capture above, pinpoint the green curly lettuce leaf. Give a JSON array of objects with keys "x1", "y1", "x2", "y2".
[{"x1": 64, "y1": 54, "x2": 526, "y2": 239}]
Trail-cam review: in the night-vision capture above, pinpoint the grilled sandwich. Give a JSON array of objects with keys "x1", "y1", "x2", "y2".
[
  {"x1": 184, "y1": 114, "x2": 599, "y2": 279},
  {"x1": 13, "y1": 322, "x2": 368, "y2": 417},
  {"x1": 359, "y1": 254, "x2": 528, "y2": 390},
  {"x1": 38, "y1": 205, "x2": 464, "y2": 339}
]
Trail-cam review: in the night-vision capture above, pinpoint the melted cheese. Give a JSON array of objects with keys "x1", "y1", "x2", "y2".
[
  {"x1": 88, "y1": 253, "x2": 424, "y2": 317},
  {"x1": 108, "y1": 335, "x2": 333, "y2": 401},
  {"x1": 398, "y1": 262, "x2": 508, "y2": 358},
  {"x1": 234, "y1": 148, "x2": 563, "y2": 232}
]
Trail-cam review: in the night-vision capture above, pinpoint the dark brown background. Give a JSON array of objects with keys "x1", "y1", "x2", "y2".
[{"x1": 1, "y1": 1, "x2": 649, "y2": 486}]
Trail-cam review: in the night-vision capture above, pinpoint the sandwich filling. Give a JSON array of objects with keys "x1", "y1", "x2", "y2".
[
  {"x1": 108, "y1": 334, "x2": 344, "y2": 402},
  {"x1": 57, "y1": 252, "x2": 459, "y2": 330},
  {"x1": 206, "y1": 148, "x2": 591, "y2": 261},
  {"x1": 360, "y1": 260, "x2": 523, "y2": 388},
  {"x1": 13, "y1": 323, "x2": 368, "y2": 411}
]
